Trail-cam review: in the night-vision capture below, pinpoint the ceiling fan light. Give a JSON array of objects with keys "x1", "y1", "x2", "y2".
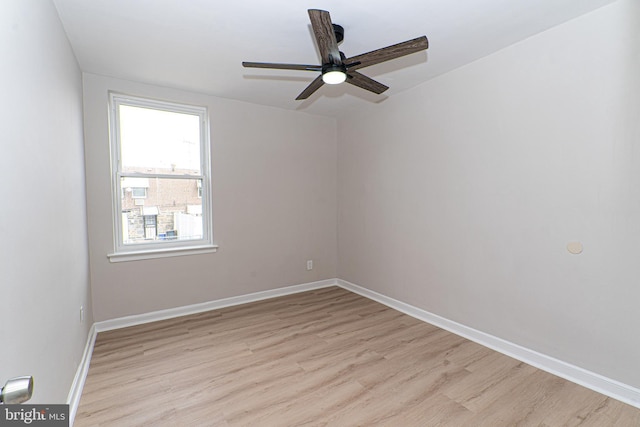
[{"x1": 322, "y1": 70, "x2": 347, "y2": 85}]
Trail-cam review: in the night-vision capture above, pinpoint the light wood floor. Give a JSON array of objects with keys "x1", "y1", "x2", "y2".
[{"x1": 75, "y1": 287, "x2": 640, "y2": 426}]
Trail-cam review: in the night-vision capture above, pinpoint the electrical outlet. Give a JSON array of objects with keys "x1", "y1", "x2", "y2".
[
  {"x1": 306, "y1": 260, "x2": 313, "y2": 271},
  {"x1": 80, "y1": 306, "x2": 84, "y2": 323}
]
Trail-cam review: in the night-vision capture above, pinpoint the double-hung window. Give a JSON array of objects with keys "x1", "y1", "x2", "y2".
[{"x1": 108, "y1": 93, "x2": 215, "y2": 261}]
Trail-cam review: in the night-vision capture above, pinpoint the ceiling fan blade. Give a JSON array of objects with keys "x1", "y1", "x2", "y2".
[
  {"x1": 296, "y1": 75, "x2": 325, "y2": 100},
  {"x1": 346, "y1": 71, "x2": 389, "y2": 94},
  {"x1": 308, "y1": 9, "x2": 342, "y2": 65},
  {"x1": 242, "y1": 62, "x2": 322, "y2": 72},
  {"x1": 345, "y1": 36, "x2": 428, "y2": 71}
]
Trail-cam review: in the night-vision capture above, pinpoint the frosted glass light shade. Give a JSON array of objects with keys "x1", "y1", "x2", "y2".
[{"x1": 322, "y1": 70, "x2": 347, "y2": 85}]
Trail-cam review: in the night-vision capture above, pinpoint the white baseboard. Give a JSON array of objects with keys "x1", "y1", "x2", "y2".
[
  {"x1": 336, "y1": 279, "x2": 640, "y2": 409},
  {"x1": 94, "y1": 278, "x2": 337, "y2": 332},
  {"x1": 68, "y1": 276, "x2": 640, "y2": 426},
  {"x1": 68, "y1": 279, "x2": 336, "y2": 425},
  {"x1": 67, "y1": 324, "x2": 97, "y2": 426}
]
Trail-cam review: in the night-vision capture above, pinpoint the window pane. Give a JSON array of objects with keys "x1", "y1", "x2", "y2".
[
  {"x1": 119, "y1": 105, "x2": 201, "y2": 175},
  {"x1": 121, "y1": 177, "x2": 203, "y2": 244}
]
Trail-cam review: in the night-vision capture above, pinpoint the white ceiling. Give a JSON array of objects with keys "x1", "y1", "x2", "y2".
[{"x1": 52, "y1": 0, "x2": 615, "y2": 118}]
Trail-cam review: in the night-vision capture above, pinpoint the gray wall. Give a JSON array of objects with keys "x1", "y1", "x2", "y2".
[
  {"x1": 83, "y1": 74, "x2": 338, "y2": 321},
  {"x1": 338, "y1": 0, "x2": 640, "y2": 389},
  {"x1": 3, "y1": 0, "x2": 638, "y2": 405},
  {"x1": 0, "y1": 0, "x2": 92, "y2": 403}
]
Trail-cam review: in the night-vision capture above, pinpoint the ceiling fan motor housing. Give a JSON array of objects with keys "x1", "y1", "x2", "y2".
[
  {"x1": 322, "y1": 63, "x2": 347, "y2": 74},
  {"x1": 332, "y1": 24, "x2": 344, "y2": 44}
]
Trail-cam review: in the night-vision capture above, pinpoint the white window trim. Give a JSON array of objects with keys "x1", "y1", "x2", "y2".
[
  {"x1": 108, "y1": 244, "x2": 218, "y2": 263},
  {"x1": 107, "y1": 92, "x2": 215, "y2": 262}
]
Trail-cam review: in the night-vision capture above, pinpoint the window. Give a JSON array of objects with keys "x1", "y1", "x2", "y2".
[
  {"x1": 131, "y1": 187, "x2": 147, "y2": 199},
  {"x1": 108, "y1": 93, "x2": 216, "y2": 261}
]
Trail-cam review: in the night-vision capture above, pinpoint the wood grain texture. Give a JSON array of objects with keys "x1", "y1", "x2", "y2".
[
  {"x1": 346, "y1": 36, "x2": 429, "y2": 71},
  {"x1": 308, "y1": 9, "x2": 341, "y2": 65},
  {"x1": 75, "y1": 287, "x2": 640, "y2": 426},
  {"x1": 346, "y1": 71, "x2": 389, "y2": 95},
  {"x1": 296, "y1": 75, "x2": 324, "y2": 100},
  {"x1": 242, "y1": 62, "x2": 322, "y2": 72}
]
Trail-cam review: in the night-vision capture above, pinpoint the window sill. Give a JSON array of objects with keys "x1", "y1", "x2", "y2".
[{"x1": 107, "y1": 244, "x2": 218, "y2": 263}]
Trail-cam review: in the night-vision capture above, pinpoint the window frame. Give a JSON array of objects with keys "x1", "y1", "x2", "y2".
[{"x1": 107, "y1": 92, "x2": 216, "y2": 262}]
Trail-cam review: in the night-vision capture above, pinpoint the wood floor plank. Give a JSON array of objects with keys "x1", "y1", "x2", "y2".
[{"x1": 75, "y1": 287, "x2": 640, "y2": 426}]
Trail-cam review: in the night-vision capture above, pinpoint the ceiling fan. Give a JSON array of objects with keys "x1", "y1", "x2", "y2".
[{"x1": 242, "y1": 9, "x2": 429, "y2": 100}]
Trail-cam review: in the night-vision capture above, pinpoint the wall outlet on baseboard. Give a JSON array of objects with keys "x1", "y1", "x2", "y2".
[{"x1": 306, "y1": 260, "x2": 313, "y2": 271}]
